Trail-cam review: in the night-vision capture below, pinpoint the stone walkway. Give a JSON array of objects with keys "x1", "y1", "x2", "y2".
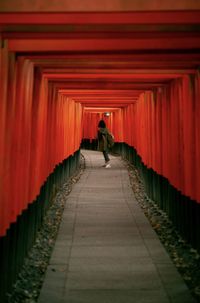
[{"x1": 38, "y1": 150, "x2": 196, "y2": 303}]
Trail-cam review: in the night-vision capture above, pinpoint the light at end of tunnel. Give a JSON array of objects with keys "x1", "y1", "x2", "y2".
[{"x1": 104, "y1": 112, "x2": 110, "y2": 117}]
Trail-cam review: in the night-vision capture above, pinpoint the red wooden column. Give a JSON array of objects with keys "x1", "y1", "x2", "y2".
[
  {"x1": 0, "y1": 55, "x2": 85, "y2": 237},
  {"x1": 121, "y1": 74, "x2": 200, "y2": 203},
  {"x1": 0, "y1": 39, "x2": 9, "y2": 235}
]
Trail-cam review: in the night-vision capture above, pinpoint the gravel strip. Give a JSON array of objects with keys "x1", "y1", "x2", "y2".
[
  {"x1": 6, "y1": 155, "x2": 85, "y2": 303},
  {"x1": 124, "y1": 159, "x2": 200, "y2": 303}
]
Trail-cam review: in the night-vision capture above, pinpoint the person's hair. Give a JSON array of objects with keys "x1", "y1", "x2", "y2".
[{"x1": 98, "y1": 119, "x2": 106, "y2": 128}]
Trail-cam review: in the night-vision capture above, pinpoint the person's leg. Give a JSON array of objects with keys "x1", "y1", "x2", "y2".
[
  {"x1": 103, "y1": 150, "x2": 111, "y2": 168},
  {"x1": 103, "y1": 150, "x2": 110, "y2": 163}
]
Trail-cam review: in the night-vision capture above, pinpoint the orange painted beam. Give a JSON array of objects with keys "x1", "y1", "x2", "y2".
[
  {"x1": 71, "y1": 97, "x2": 138, "y2": 100},
  {"x1": 24, "y1": 53, "x2": 200, "y2": 70},
  {"x1": 66, "y1": 99, "x2": 140, "y2": 104},
  {"x1": 3, "y1": 31, "x2": 200, "y2": 39},
  {"x1": 58, "y1": 89, "x2": 145, "y2": 95},
  {"x1": 45, "y1": 73, "x2": 184, "y2": 80},
  {"x1": 52, "y1": 82, "x2": 165, "y2": 89},
  {"x1": 84, "y1": 107, "x2": 120, "y2": 111},
  {"x1": 43, "y1": 69, "x2": 196, "y2": 75},
  {"x1": 8, "y1": 37, "x2": 200, "y2": 51},
  {"x1": 1, "y1": 12, "x2": 200, "y2": 25},
  {"x1": 26, "y1": 53, "x2": 200, "y2": 61}
]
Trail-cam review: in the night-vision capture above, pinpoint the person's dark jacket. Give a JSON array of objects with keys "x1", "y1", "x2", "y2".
[{"x1": 97, "y1": 127, "x2": 109, "y2": 151}]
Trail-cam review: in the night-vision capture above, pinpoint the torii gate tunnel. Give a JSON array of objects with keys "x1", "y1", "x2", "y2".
[{"x1": 0, "y1": 2, "x2": 200, "y2": 301}]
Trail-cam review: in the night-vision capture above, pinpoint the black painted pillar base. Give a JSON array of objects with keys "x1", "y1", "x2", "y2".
[
  {"x1": 114, "y1": 142, "x2": 200, "y2": 253},
  {"x1": 0, "y1": 149, "x2": 81, "y2": 303},
  {"x1": 81, "y1": 139, "x2": 98, "y2": 151}
]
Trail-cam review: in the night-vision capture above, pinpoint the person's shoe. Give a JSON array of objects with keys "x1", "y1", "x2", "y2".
[
  {"x1": 102, "y1": 161, "x2": 110, "y2": 167},
  {"x1": 105, "y1": 163, "x2": 111, "y2": 168}
]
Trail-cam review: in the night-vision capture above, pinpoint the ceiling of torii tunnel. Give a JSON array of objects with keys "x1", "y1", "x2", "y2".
[{"x1": 1, "y1": 11, "x2": 200, "y2": 114}]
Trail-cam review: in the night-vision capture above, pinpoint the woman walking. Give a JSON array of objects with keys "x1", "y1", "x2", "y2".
[{"x1": 97, "y1": 119, "x2": 112, "y2": 168}]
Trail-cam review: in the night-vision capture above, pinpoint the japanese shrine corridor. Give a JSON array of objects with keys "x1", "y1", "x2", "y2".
[{"x1": 0, "y1": 2, "x2": 200, "y2": 302}]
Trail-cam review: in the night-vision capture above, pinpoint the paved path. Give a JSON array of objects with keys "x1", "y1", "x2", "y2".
[{"x1": 38, "y1": 150, "x2": 195, "y2": 303}]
